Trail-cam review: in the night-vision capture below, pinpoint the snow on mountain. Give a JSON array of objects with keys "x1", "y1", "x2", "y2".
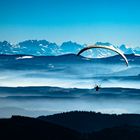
[
  {"x1": 93, "y1": 42, "x2": 116, "y2": 58},
  {"x1": 0, "y1": 41, "x2": 13, "y2": 54},
  {"x1": 59, "y1": 41, "x2": 83, "y2": 54},
  {"x1": 119, "y1": 45, "x2": 134, "y2": 54},
  {"x1": 0, "y1": 40, "x2": 140, "y2": 57},
  {"x1": 16, "y1": 40, "x2": 59, "y2": 56},
  {"x1": 133, "y1": 47, "x2": 140, "y2": 54}
]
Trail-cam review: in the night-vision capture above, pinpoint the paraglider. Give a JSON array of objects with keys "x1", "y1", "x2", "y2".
[
  {"x1": 77, "y1": 45, "x2": 129, "y2": 91},
  {"x1": 77, "y1": 45, "x2": 128, "y2": 66}
]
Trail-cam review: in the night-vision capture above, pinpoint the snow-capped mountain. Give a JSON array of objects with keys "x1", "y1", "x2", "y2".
[
  {"x1": 13, "y1": 40, "x2": 60, "y2": 56},
  {"x1": 0, "y1": 40, "x2": 140, "y2": 57}
]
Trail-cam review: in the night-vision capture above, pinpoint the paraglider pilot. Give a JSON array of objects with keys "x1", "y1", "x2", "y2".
[{"x1": 95, "y1": 85, "x2": 100, "y2": 91}]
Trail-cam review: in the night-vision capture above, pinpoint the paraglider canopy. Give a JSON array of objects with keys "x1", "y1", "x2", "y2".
[{"x1": 77, "y1": 45, "x2": 129, "y2": 66}]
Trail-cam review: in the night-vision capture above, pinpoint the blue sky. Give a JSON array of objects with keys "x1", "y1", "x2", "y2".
[{"x1": 0, "y1": 0, "x2": 140, "y2": 47}]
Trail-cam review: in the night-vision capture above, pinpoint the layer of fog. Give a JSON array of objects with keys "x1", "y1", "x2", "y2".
[
  {"x1": 0, "y1": 94, "x2": 140, "y2": 118},
  {"x1": 0, "y1": 64, "x2": 139, "y2": 89}
]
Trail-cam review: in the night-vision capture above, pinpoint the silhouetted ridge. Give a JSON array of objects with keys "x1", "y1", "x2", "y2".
[
  {"x1": 38, "y1": 111, "x2": 140, "y2": 132},
  {"x1": 1, "y1": 112, "x2": 140, "y2": 140}
]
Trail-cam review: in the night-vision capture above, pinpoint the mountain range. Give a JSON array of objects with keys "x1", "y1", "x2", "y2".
[
  {"x1": 1, "y1": 111, "x2": 140, "y2": 140},
  {"x1": 0, "y1": 40, "x2": 140, "y2": 57}
]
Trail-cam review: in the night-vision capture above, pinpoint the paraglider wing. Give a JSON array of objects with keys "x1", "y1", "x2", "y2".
[{"x1": 77, "y1": 45, "x2": 128, "y2": 66}]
